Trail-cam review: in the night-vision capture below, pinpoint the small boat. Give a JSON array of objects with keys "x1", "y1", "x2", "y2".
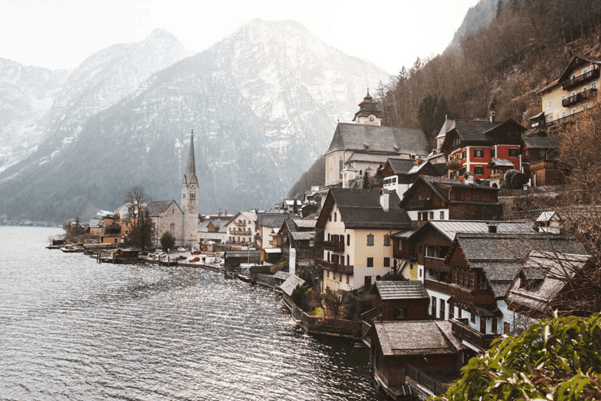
[{"x1": 60, "y1": 245, "x2": 85, "y2": 253}]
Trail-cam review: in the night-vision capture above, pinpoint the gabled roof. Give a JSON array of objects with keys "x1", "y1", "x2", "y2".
[
  {"x1": 436, "y1": 118, "x2": 455, "y2": 139},
  {"x1": 257, "y1": 213, "x2": 289, "y2": 229},
  {"x1": 326, "y1": 122, "x2": 430, "y2": 156},
  {"x1": 317, "y1": 188, "x2": 410, "y2": 230},
  {"x1": 293, "y1": 219, "x2": 316, "y2": 229},
  {"x1": 522, "y1": 136, "x2": 561, "y2": 150},
  {"x1": 487, "y1": 158, "x2": 516, "y2": 168},
  {"x1": 290, "y1": 231, "x2": 315, "y2": 241},
  {"x1": 507, "y1": 251, "x2": 590, "y2": 313},
  {"x1": 375, "y1": 280, "x2": 429, "y2": 300},
  {"x1": 225, "y1": 211, "x2": 258, "y2": 227},
  {"x1": 409, "y1": 220, "x2": 534, "y2": 242},
  {"x1": 372, "y1": 321, "x2": 459, "y2": 356},
  {"x1": 280, "y1": 275, "x2": 305, "y2": 297},
  {"x1": 386, "y1": 158, "x2": 422, "y2": 175},
  {"x1": 557, "y1": 54, "x2": 601, "y2": 83},
  {"x1": 536, "y1": 211, "x2": 561, "y2": 222},
  {"x1": 146, "y1": 200, "x2": 181, "y2": 217},
  {"x1": 441, "y1": 119, "x2": 526, "y2": 150},
  {"x1": 446, "y1": 233, "x2": 586, "y2": 298},
  {"x1": 399, "y1": 176, "x2": 498, "y2": 209}
]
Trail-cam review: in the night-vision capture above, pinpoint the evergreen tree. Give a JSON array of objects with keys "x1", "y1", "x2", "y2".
[
  {"x1": 125, "y1": 209, "x2": 153, "y2": 251},
  {"x1": 362, "y1": 171, "x2": 370, "y2": 189},
  {"x1": 160, "y1": 231, "x2": 175, "y2": 252},
  {"x1": 418, "y1": 94, "x2": 449, "y2": 142}
]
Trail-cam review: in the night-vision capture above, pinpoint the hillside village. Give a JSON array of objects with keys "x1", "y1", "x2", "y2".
[{"x1": 60, "y1": 54, "x2": 601, "y2": 400}]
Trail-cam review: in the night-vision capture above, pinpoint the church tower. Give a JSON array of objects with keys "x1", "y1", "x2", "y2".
[
  {"x1": 352, "y1": 89, "x2": 383, "y2": 125},
  {"x1": 181, "y1": 129, "x2": 199, "y2": 249}
]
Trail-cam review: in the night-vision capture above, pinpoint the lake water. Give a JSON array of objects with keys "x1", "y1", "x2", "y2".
[{"x1": 0, "y1": 226, "x2": 383, "y2": 400}]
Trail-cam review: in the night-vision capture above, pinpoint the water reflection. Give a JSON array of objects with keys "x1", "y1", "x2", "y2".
[{"x1": 0, "y1": 227, "x2": 383, "y2": 400}]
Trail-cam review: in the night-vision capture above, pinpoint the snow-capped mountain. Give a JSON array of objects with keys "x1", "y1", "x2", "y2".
[{"x1": 0, "y1": 19, "x2": 390, "y2": 222}]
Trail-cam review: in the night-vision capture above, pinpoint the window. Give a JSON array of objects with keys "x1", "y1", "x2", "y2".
[
  {"x1": 490, "y1": 148, "x2": 495, "y2": 158},
  {"x1": 346, "y1": 255, "x2": 350, "y2": 265},
  {"x1": 572, "y1": 108, "x2": 577, "y2": 115},
  {"x1": 547, "y1": 100, "x2": 552, "y2": 109},
  {"x1": 474, "y1": 166, "x2": 484, "y2": 175},
  {"x1": 367, "y1": 234, "x2": 374, "y2": 246},
  {"x1": 509, "y1": 148, "x2": 518, "y2": 157},
  {"x1": 562, "y1": 111, "x2": 566, "y2": 118},
  {"x1": 346, "y1": 274, "x2": 349, "y2": 284},
  {"x1": 347, "y1": 234, "x2": 350, "y2": 246},
  {"x1": 334, "y1": 212, "x2": 337, "y2": 222},
  {"x1": 583, "y1": 86, "x2": 588, "y2": 92},
  {"x1": 439, "y1": 299, "x2": 445, "y2": 319},
  {"x1": 327, "y1": 270, "x2": 330, "y2": 278},
  {"x1": 429, "y1": 211, "x2": 434, "y2": 219},
  {"x1": 338, "y1": 159, "x2": 343, "y2": 179},
  {"x1": 584, "y1": 103, "x2": 589, "y2": 110},
  {"x1": 384, "y1": 257, "x2": 390, "y2": 267},
  {"x1": 474, "y1": 149, "x2": 483, "y2": 158},
  {"x1": 367, "y1": 257, "x2": 374, "y2": 267},
  {"x1": 592, "y1": 82, "x2": 597, "y2": 89},
  {"x1": 470, "y1": 312, "x2": 475, "y2": 324},
  {"x1": 439, "y1": 211, "x2": 445, "y2": 220},
  {"x1": 431, "y1": 296, "x2": 437, "y2": 317},
  {"x1": 561, "y1": 94, "x2": 566, "y2": 101},
  {"x1": 548, "y1": 115, "x2": 554, "y2": 123},
  {"x1": 462, "y1": 150, "x2": 466, "y2": 159},
  {"x1": 383, "y1": 235, "x2": 390, "y2": 246},
  {"x1": 448, "y1": 303, "x2": 454, "y2": 319}
]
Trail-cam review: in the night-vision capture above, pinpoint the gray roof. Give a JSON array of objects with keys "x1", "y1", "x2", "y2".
[
  {"x1": 146, "y1": 200, "x2": 179, "y2": 217},
  {"x1": 375, "y1": 280, "x2": 429, "y2": 300},
  {"x1": 290, "y1": 231, "x2": 315, "y2": 241},
  {"x1": 326, "y1": 122, "x2": 430, "y2": 156},
  {"x1": 508, "y1": 251, "x2": 589, "y2": 313},
  {"x1": 386, "y1": 158, "x2": 422, "y2": 175},
  {"x1": 318, "y1": 188, "x2": 411, "y2": 230},
  {"x1": 400, "y1": 176, "x2": 499, "y2": 208},
  {"x1": 488, "y1": 158, "x2": 516, "y2": 168},
  {"x1": 522, "y1": 136, "x2": 561, "y2": 150},
  {"x1": 373, "y1": 321, "x2": 458, "y2": 356},
  {"x1": 412, "y1": 220, "x2": 534, "y2": 242},
  {"x1": 258, "y1": 213, "x2": 289, "y2": 228},
  {"x1": 436, "y1": 119, "x2": 455, "y2": 139},
  {"x1": 293, "y1": 219, "x2": 316, "y2": 228},
  {"x1": 346, "y1": 153, "x2": 393, "y2": 164},
  {"x1": 273, "y1": 271, "x2": 291, "y2": 281},
  {"x1": 280, "y1": 275, "x2": 305, "y2": 297},
  {"x1": 199, "y1": 219, "x2": 227, "y2": 233}
]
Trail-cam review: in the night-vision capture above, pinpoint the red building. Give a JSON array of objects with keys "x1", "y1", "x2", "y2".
[{"x1": 440, "y1": 115, "x2": 527, "y2": 180}]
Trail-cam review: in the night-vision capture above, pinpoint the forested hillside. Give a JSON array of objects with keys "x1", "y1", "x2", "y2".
[{"x1": 288, "y1": 0, "x2": 601, "y2": 197}]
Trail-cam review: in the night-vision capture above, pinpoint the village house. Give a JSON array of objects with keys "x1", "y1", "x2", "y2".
[
  {"x1": 256, "y1": 213, "x2": 289, "y2": 263},
  {"x1": 316, "y1": 188, "x2": 411, "y2": 292},
  {"x1": 534, "y1": 211, "x2": 562, "y2": 234},
  {"x1": 531, "y1": 54, "x2": 601, "y2": 127},
  {"x1": 398, "y1": 176, "x2": 504, "y2": 229},
  {"x1": 274, "y1": 218, "x2": 317, "y2": 276},
  {"x1": 94, "y1": 214, "x2": 123, "y2": 244},
  {"x1": 198, "y1": 218, "x2": 228, "y2": 245},
  {"x1": 521, "y1": 136, "x2": 563, "y2": 187},
  {"x1": 324, "y1": 91, "x2": 430, "y2": 188},
  {"x1": 146, "y1": 200, "x2": 184, "y2": 248},
  {"x1": 369, "y1": 320, "x2": 464, "y2": 400},
  {"x1": 372, "y1": 280, "x2": 430, "y2": 321},
  {"x1": 224, "y1": 211, "x2": 257, "y2": 245},
  {"x1": 444, "y1": 232, "x2": 585, "y2": 351},
  {"x1": 506, "y1": 251, "x2": 592, "y2": 333},
  {"x1": 381, "y1": 158, "x2": 446, "y2": 200},
  {"x1": 440, "y1": 115, "x2": 527, "y2": 181},
  {"x1": 396, "y1": 221, "x2": 534, "y2": 320}
]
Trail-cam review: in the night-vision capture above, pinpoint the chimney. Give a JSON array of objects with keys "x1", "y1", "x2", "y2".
[
  {"x1": 380, "y1": 189, "x2": 390, "y2": 212},
  {"x1": 464, "y1": 172, "x2": 474, "y2": 184},
  {"x1": 416, "y1": 156, "x2": 422, "y2": 165},
  {"x1": 490, "y1": 111, "x2": 496, "y2": 123}
]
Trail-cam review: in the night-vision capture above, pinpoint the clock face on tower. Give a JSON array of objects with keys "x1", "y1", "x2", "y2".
[{"x1": 190, "y1": 184, "x2": 196, "y2": 190}]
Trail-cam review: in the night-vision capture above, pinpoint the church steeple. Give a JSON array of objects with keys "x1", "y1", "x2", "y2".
[
  {"x1": 183, "y1": 129, "x2": 198, "y2": 187},
  {"x1": 353, "y1": 89, "x2": 383, "y2": 125}
]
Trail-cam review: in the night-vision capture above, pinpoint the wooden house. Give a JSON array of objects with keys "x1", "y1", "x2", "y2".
[
  {"x1": 440, "y1": 116, "x2": 526, "y2": 180},
  {"x1": 521, "y1": 137, "x2": 563, "y2": 187},
  {"x1": 373, "y1": 281, "x2": 430, "y2": 321},
  {"x1": 381, "y1": 158, "x2": 446, "y2": 200}
]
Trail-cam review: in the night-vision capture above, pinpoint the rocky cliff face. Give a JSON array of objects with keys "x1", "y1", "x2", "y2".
[{"x1": 0, "y1": 20, "x2": 389, "y2": 222}]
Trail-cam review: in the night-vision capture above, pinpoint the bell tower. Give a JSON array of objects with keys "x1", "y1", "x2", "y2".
[
  {"x1": 352, "y1": 89, "x2": 383, "y2": 125},
  {"x1": 181, "y1": 129, "x2": 199, "y2": 248}
]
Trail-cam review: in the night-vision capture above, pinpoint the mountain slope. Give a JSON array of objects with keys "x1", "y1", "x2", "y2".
[{"x1": 0, "y1": 19, "x2": 390, "y2": 222}]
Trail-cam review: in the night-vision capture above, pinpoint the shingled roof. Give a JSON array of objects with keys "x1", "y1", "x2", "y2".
[
  {"x1": 317, "y1": 188, "x2": 411, "y2": 230},
  {"x1": 400, "y1": 176, "x2": 499, "y2": 209},
  {"x1": 280, "y1": 275, "x2": 305, "y2": 297},
  {"x1": 441, "y1": 119, "x2": 526, "y2": 150},
  {"x1": 409, "y1": 220, "x2": 534, "y2": 242},
  {"x1": 522, "y1": 136, "x2": 561, "y2": 149},
  {"x1": 326, "y1": 122, "x2": 430, "y2": 156},
  {"x1": 372, "y1": 321, "x2": 460, "y2": 356},
  {"x1": 257, "y1": 213, "x2": 289, "y2": 229},
  {"x1": 375, "y1": 281, "x2": 429, "y2": 300},
  {"x1": 386, "y1": 158, "x2": 422, "y2": 175}
]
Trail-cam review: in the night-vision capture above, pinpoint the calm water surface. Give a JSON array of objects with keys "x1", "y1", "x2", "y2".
[{"x1": 0, "y1": 226, "x2": 383, "y2": 400}]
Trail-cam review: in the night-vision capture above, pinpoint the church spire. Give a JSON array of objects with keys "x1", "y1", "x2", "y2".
[{"x1": 183, "y1": 129, "x2": 198, "y2": 186}]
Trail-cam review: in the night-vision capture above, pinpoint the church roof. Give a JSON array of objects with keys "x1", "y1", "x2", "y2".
[
  {"x1": 145, "y1": 200, "x2": 181, "y2": 217},
  {"x1": 326, "y1": 122, "x2": 430, "y2": 156},
  {"x1": 353, "y1": 90, "x2": 384, "y2": 119}
]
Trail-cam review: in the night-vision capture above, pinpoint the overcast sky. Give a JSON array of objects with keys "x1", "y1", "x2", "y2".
[{"x1": 1, "y1": 0, "x2": 479, "y2": 75}]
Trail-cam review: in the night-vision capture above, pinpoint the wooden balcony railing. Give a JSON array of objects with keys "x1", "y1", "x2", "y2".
[
  {"x1": 323, "y1": 240, "x2": 344, "y2": 252},
  {"x1": 562, "y1": 88, "x2": 598, "y2": 107},
  {"x1": 449, "y1": 284, "x2": 496, "y2": 305},
  {"x1": 394, "y1": 249, "x2": 416, "y2": 260},
  {"x1": 407, "y1": 199, "x2": 432, "y2": 210},
  {"x1": 423, "y1": 256, "x2": 448, "y2": 272},
  {"x1": 316, "y1": 259, "x2": 354, "y2": 274},
  {"x1": 450, "y1": 318, "x2": 497, "y2": 350},
  {"x1": 561, "y1": 68, "x2": 600, "y2": 90},
  {"x1": 424, "y1": 279, "x2": 451, "y2": 294}
]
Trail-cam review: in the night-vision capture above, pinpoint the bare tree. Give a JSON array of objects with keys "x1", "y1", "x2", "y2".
[{"x1": 124, "y1": 187, "x2": 150, "y2": 227}]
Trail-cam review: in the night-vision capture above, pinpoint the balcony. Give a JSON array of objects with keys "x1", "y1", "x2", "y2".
[
  {"x1": 269, "y1": 237, "x2": 282, "y2": 247},
  {"x1": 562, "y1": 89, "x2": 598, "y2": 107},
  {"x1": 449, "y1": 284, "x2": 496, "y2": 305},
  {"x1": 323, "y1": 240, "x2": 344, "y2": 252},
  {"x1": 316, "y1": 259, "x2": 354, "y2": 274},
  {"x1": 423, "y1": 256, "x2": 448, "y2": 272},
  {"x1": 424, "y1": 279, "x2": 451, "y2": 294},
  {"x1": 393, "y1": 249, "x2": 415, "y2": 260},
  {"x1": 561, "y1": 68, "x2": 600, "y2": 90},
  {"x1": 450, "y1": 318, "x2": 497, "y2": 350}
]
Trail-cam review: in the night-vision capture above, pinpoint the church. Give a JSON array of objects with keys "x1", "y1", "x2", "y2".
[
  {"x1": 147, "y1": 130, "x2": 199, "y2": 249},
  {"x1": 324, "y1": 91, "x2": 431, "y2": 188}
]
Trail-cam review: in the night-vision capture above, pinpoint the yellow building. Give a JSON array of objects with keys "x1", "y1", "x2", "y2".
[
  {"x1": 316, "y1": 188, "x2": 411, "y2": 292},
  {"x1": 532, "y1": 55, "x2": 601, "y2": 127}
]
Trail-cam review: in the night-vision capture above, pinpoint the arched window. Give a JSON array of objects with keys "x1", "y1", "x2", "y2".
[{"x1": 170, "y1": 223, "x2": 175, "y2": 234}]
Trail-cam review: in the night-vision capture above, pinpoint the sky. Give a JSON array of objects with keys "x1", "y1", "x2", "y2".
[{"x1": 0, "y1": 0, "x2": 480, "y2": 75}]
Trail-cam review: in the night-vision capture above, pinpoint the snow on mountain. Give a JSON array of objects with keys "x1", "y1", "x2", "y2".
[{"x1": 0, "y1": 20, "x2": 390, "y2": 222}]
